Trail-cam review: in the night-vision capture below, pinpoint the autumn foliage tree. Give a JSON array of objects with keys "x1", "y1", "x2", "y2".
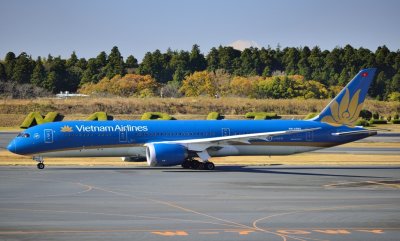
[
  {"x1": 179, "y1": 70, "x2": 330, "y2": 99},
  {"x1": 179, "y1": 70, "x2": 233, "y2": 97},
  {"x1": 79, "y1": 74, "x2": 158, "y2": 97},
  {"x1": 179, "y1": 71, "x2": 216, "y2": 97},
  {"x1": 254, "y1": 75, "x2": 329, "y2": 99},
  {"x1": 229, "y1": 76, "x2": 256, "y2": 97},
  {"x1": 1, "y1": 44, "x2": 400, "y2": 100}
]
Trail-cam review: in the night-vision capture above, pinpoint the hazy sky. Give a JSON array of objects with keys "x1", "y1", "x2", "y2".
[{"x1": 1, "y1": 0, "x2": 399, "y2": 60}]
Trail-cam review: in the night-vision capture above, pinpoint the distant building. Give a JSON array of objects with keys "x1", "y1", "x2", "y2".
[{"x1": 55, "y1": 91, "x2": 89, "y2": 98}]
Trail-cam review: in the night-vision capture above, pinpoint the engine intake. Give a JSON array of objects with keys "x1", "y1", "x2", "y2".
[{"x1": 146, "y1": 143, "x2": 188, "y2": 167}]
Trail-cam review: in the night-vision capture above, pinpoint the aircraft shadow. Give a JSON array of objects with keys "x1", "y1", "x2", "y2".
[
  {"x1": 49, "y1": 166, "x2": 398, "y2": 178},
  {"x1": 166, "y1": 165, "x2": 399, "y2": 178}
]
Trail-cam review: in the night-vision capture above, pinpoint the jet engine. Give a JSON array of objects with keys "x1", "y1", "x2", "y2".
[
  {"x1": 146, "y1": 143, "x2": 188, "y2": 167},
  {"x1": 121, "y1": 156, "x2": 146, "y2": 162}
]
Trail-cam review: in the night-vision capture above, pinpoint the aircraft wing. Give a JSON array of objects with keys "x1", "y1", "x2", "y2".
[
  {"x1": 149, "y1": 128, "x2": 320, "y2": 160},
  {"x1": 167, "y1": 127, "x2": 320, "y2": 145}
]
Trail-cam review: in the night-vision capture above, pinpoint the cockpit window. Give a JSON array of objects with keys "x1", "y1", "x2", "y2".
[{"x1": 17, "y1": 133, "x2": 30, "y2": 138}]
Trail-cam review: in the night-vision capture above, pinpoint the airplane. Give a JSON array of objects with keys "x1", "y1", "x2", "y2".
[{"x1": 7, "y1": 68, "x2": 377, "y2": 170}]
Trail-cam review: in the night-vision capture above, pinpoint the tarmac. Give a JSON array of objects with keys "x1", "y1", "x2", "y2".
[
  {"x1": 0, "y1": 131, "x2": 399, "y2": 240},
  {"x1": 0, "y1": 165, "x2": 399, "y2": 241}
]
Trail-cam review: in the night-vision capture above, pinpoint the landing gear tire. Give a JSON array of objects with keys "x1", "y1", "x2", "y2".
[
  {"x1": 181, "y1": 159, "x2": 215, "y2": 170},
  {"x1": 198, "y1": 162, "x2": 205, "y2": 170},
  {"x1": 204, "y1": 162, "x2": 215, "y2": 170},
  {"x1": 181, "y1": 161, "x2": 191, "y2": 169},
  {"x1": 190, "y1": 160, "x2": 200, "y2": 169},
  {"x1": 37, "y1": 162, "x2": 45, "y2": 169}
]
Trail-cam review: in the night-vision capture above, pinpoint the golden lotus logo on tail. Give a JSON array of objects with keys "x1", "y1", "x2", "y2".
[
  {"x1": 321, "y1": 88, "x2": 363, "y2": 126},
  {"x1": 61, "y1": 125, "x2": 73, "y2": 132}
]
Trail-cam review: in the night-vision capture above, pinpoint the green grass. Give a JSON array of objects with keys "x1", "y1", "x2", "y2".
[
  {"x1": 85, "y1": 112, "x2": 110, "y2": 121},
  {"x1": 245, "y1": 112, "x2": 280, "y2": 120},
  {"x1": 369, "y1": 119, "x2": 388, "y2": 124},
  {"x1": 355, "y1": 119, "x2": 370, "y2": 127},
  {"x1": 0, "y1": 126, "x2": 22, "y2": 131},
  {"x1": 1, "y1": 150, "x2": 399, "y2": 166},
  {"x1": 207, "y1": 112, "x2": 223, "y2": 120},
  {"x1": 392, "y1": 119, "x2": 400, "y2": 124},
  {"x1": 20, "y1": 111, "x2": 60, "y2": 128},
  {"x1": 304, "y1": 113, "x2": 318, "y2": 120},
  {"x1": 141, "y1": 112, "x2": 175, "y2": 120},
  {"x1": 1, "y1": 97, "x2": 398, "y2": 116}
]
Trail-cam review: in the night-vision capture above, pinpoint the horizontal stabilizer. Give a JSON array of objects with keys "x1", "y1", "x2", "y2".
[{"x1": 331, "y1": 130, "x2": 377, "y2": 136}]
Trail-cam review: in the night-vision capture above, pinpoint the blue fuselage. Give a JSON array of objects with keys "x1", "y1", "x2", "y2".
[{"x1": 8, "y1": 120, "x2": 372, "y2": 157}]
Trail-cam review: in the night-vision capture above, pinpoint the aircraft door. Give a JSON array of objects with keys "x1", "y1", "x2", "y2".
[
  {"x1": 222, "y1": 128, "x2": 230, "y2": 136},
  {"x1": 119, "y1": 129, "x2": 128, "y2": 142},
  {"x1": 306, "y1": 131, "x2": 313, "y2": 141},
  {"x1": 44, "y1": 129, "x2": 54, "y2": 143}
]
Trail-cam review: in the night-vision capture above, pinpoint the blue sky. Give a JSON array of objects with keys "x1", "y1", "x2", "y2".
[{"x1": 1, "y1": 0, "x2": 399, "y2": 60}]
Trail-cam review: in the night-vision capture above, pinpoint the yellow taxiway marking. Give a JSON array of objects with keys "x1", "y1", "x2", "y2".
[
  {"x1": 152, "y1": 231, "x2": 188, "y2": 236},
  {"x1": 324, "y1": 180, "x2": 400, "y2": 189},
  {"x1": 2, "y1": 176, "x2": 398, "y2": 241},
  {"x1": 366, "y1": 180, "x2": 400, "y2": 188},
  {"x1": 0, "y1": 228, "x2": 393, "y2": 237},
  {"x1": 252, "y1": 204, "x2": 393, "y2": 241},
  {"x1": 83, "y1": 184, "x2": 293, "y2": 241}
]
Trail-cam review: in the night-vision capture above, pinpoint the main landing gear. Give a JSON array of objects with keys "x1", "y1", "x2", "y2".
[
  {"x1": 181, "y1": 159, "x2": 215, "y2": 170},
  {"x1": 33, "y1": 156, "x2": 45, "y2": 169}
]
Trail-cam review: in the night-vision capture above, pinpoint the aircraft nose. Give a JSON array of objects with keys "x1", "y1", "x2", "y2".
[{"x1": 7, "y1": 140, "x2": 16, "y2": 154}]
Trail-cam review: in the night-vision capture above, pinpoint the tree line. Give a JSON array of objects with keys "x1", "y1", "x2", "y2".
[{"x1": 0, "y1": 44, "x2": 399, "y2": 100}]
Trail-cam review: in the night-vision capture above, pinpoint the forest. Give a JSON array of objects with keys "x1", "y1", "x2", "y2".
[{"x1": 0, "y1": 44, "x2": 399, "y2": 101}]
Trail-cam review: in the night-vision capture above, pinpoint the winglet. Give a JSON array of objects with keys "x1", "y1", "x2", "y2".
[{"x1": 312, "y1": 68, "x2": 377, "y2": 126}]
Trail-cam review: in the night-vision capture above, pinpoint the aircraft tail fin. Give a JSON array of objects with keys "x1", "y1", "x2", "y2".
[{"x1": 312, "y1": 68, "x2": 377, "y2": 126}]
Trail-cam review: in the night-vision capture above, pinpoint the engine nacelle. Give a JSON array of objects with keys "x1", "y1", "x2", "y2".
[
  {"x1": 121, "y1": 156, "x2": 146, "y2": 162},
  {"x1": 146, "y1": 143, "x2": 188, "y2": 167}
]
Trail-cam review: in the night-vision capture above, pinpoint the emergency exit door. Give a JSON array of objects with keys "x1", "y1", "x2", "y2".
[
  {"x1": 44, "y1": 129, "x2": 53, "y2": 143},
  {"x1": 119, "y1": 129, "x2": 128, "y2": 142},
  {"x1": 222, "y1": 128, "x2": 230, "y2": 136}
]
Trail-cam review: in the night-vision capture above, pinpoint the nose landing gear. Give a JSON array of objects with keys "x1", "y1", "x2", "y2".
[
  {"x1": 37, "y1": 162, "x2": 45, "y2": 169},
  {"x1": 33, "y1": 156, "x2": 45, "y2": 169}
]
